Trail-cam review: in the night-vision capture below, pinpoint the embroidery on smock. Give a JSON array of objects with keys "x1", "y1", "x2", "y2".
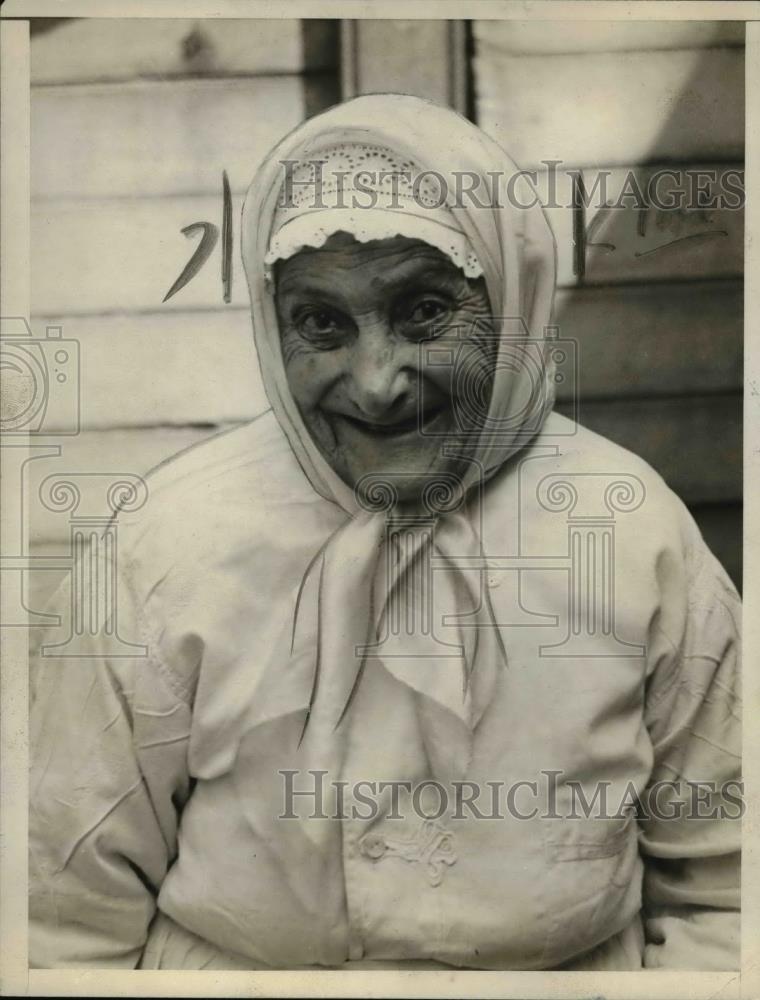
[{"x1": 369, "y1": 819, "x2": 458, "y2": 887}]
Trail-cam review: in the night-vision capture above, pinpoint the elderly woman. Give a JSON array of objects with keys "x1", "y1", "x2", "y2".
[{"x1": 30, "y1": 95, "x2": 741, "y2": 971}]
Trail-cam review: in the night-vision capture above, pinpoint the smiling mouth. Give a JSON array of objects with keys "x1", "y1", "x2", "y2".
[{"x1": 333, "y1": 406, "x2": 446, "y2": 438}]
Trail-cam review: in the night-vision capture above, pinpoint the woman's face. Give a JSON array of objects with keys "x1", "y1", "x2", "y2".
[{"x1": 275, "y1": 232, "x2": 494, "y2": 498}]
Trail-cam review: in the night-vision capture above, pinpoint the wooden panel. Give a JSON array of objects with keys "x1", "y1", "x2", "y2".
[
  {"x1": 344, "y1": 20, "x2": 465, "y2": 110},
  {"x1": 30, "y1": 18, "x2": 310, "y2": 84},
  {"x1": 475, "y1": 46, "x2": 744, "y2": 168},
  {"x1": 553, "y1": 280, "x2": 742, "y2": 400},
  {"x1": 474, "y1": 20, "x2": 745, "y2": 55},
  {"x1": 29, "y1": 310, "x2": 265, "y2": 429},
  {"x1": 556, "y1": 394, "x2": 741, "y2": 505},
  {"x1": 28, "y1": 279, "x2": 740, "y2": 431},
  {"x1": 32, "y1": 77, "x2": 306, "y2": 199},
  {"x1": 32, "y1": 163, "x2": 742, "y2": 316},
  {"x1": 32, "y1": 194, "x2": 248, "y2": 316}
]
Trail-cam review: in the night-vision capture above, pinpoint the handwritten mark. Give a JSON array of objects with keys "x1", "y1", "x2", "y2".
[
  {"x1": 222, "y1": 170, "x2": 233, "y2": 304},
  {"x1": 633, "y1": 205, "x2": 727, "y2": 257},
  {"x1": 163, "y1": 222, "x2": 219, "y2": 303},
  {"x1": 572, "y1": 177, "x2": 731, "y2": 282},
  {"x1": 163, "y1": 171, "x2": 232, "y2": 304}
]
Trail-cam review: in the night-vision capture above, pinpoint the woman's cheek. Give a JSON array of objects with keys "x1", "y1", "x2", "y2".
[
  {"x1": 417, "y1": 293, "x2": 493, "y2": 398},
  {"x1": 282, "y1": 335, "x2": 343, "y2": 412}
]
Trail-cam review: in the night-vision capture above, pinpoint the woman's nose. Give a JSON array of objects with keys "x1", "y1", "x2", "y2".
[{"x1": 347, "y1": 325, "x2": 410, "y2": 419}]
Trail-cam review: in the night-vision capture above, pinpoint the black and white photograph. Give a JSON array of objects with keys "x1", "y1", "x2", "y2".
[{"x1": 0, "y1": 2, "x2": 756, "y2": 994}]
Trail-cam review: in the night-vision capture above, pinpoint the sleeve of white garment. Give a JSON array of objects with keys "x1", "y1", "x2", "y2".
[
  {"x1": 639, "y1": 503, "x2": 741, "y2": 970},
  {"x1": 29, "y1": 545, "x2": 193, "y2": 968}
]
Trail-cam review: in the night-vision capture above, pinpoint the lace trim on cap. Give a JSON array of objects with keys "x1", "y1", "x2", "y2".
[{"x1": 263, "y1": 208, "x2": 484, "y2": 281}]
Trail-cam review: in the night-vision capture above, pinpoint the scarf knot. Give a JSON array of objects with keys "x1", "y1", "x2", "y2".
[{"x1": 288, "y1": 492, "x2": 507, "y2": 786}]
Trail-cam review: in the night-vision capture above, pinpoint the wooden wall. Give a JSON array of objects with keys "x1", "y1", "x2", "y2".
[
  {"x1": 27, "y1": 17, "x2": 339, "y2": 612},
  {"x1": 473, "y1": 20, "x2": 744, "y2": 587}
]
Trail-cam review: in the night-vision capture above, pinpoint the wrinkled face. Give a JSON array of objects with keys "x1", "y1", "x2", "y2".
[{"x1": 274, "y1": 232, "x2": 494, "y2": 499}]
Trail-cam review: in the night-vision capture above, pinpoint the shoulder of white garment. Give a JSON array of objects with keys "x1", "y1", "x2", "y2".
[
  {"x1": 120, "y1": 410, "x2": 324, "y2": 528},
  {"x1": 113, "y1": 410, "x2": 339, "y2": 597},
  {"x1": 492, "y1": 410, "x2": 696, "y2": 552}
]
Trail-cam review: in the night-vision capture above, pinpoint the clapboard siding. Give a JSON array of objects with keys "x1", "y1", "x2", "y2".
[
  {"x1": 32, "y1": 78, "x2": 308, "y2": 200},
  {"x1": 32, "y1": 194, "x2": 247, "y2": 316},
  {"x1": 30, "y1": 311, "x2": 265, "y2": 429},
  {"x1": 30, "y1": 18, "x2": 342, "y2": 320},
  {"x1": 475, "y1": 35, "x2": 744, "y2": 168},
  {"x1": 553, "y1": 280, "x2": 742, "y2": 398},
  {"x1": 474, "y1": 19, "x2": 744, "y2": 587},
  {"x1": 557, "y1": 394, "x2": 741, "y2": 505},
  {"x1": 30, "y1": 18, "x2": 331, "y2": 84},
  {"x1": 31, "y1": 164, "x2": 743, "y2": 318},
  {"x1": 24, "y1": 18, "x2": 343, "y2": 578},
  {"x1": 30, "y1": 279, "x2": 741, "y2": 430},
  {"x1": 477, "y1": 20, "x2": 745, "y2": 55}
]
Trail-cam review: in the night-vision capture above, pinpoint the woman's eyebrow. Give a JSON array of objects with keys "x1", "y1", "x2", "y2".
[
  {"x1": 385, "y1": 264, "x2": 462, "y2": 295},
  {"x1": 276, "y1": 282, "x2": 349, "y2": 309}
]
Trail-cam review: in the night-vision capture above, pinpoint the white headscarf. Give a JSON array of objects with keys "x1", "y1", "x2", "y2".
[{"x1": 240, "y1": 94, "x2": 557, "y2": 799}]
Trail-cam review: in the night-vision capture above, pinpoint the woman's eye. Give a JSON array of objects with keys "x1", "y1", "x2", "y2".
[
  {"x1": 295, "y1": 308, "x2": 344, "y2": 344},
  {"x1": 410, "y1": 300, "x2": 447, "y2": 323},
  {"x1": 400, "y1": 297, "x2": 452, "y2": 337}
]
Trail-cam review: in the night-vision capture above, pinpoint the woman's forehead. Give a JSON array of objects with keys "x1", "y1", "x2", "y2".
[{"x1": 275, "y1": 233, "x2": 465, "y2": 293}]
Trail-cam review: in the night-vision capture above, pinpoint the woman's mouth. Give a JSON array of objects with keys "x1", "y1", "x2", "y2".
[{"x1": 332, "y1": 406, "x2": 447, "y2": 438}]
